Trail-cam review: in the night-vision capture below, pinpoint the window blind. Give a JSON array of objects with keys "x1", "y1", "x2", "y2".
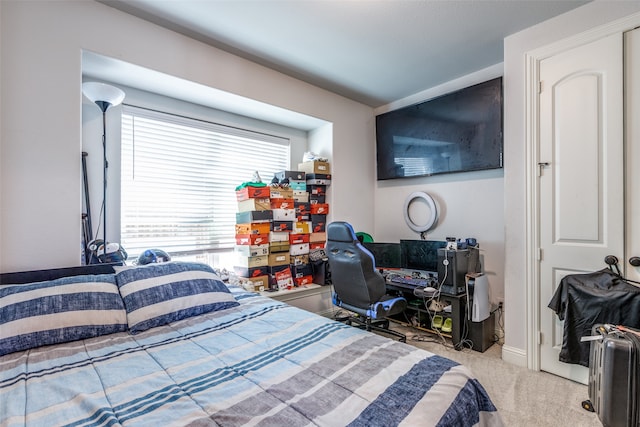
[
  {"x1": 394, "y1": 157, "x2": 434, "y2": 177},
  {"x1": 121, "y1": 106, "x2": 289, "y2": 257}
]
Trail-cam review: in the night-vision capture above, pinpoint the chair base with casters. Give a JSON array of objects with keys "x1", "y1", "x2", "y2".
[{"x1": 332, "y1": 292, "x2": 407, "y2": 342}]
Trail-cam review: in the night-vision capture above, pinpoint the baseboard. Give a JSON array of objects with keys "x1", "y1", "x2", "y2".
[{"x1": 501, "y1": 344, "x2": 527, "y2": 367}]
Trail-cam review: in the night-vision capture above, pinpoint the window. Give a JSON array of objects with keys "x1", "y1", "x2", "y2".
[{"x1": 121, "y1": 106, "x2": 289, "y2": 258}]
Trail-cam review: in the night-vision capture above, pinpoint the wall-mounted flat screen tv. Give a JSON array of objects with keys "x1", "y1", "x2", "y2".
[{"x1": 375, "y1": 77, "x2": 503, "y2": 180}]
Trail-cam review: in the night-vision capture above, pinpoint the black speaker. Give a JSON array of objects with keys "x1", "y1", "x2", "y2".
[{"x1": 469, "y1": 312, "x2": 495, "y2": 352}]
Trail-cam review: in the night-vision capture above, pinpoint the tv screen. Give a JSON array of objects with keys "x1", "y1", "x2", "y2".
[
  {"x1": 375, "y1": 77, "x2": 503, "y2": 180},
  {"x1": 400, "y1": 240, "x2": 447, "y2": 272},
  {"x1": 362, "y1": 242, "x2": 401, "y2": 269}
]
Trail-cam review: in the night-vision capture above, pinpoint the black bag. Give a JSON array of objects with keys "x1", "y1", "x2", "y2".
[{"x1": 309, "y1": 248, "x2": 330, "y2": 285}]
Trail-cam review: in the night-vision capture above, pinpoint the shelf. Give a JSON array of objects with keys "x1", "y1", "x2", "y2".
[
  {"x1": 389, "y1": 318, "x2": 452, "y2": 339},
  {"x1": 260, "y1": 283, "x2": 323, "y2": 299}
]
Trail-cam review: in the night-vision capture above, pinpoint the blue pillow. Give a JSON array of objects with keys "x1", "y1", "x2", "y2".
[
  {"x1": 115, "y1": 262, "x2": 239, "y2": 333},
  {"x1": 0, "y1": 274, "x2": 128, "y2": 356}
]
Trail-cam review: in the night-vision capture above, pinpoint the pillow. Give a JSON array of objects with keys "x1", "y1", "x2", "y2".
[
  {"x1": 0, "y1": 274, "x2": 127, "y2": 356},
  {"x1": 115, "y1": 262, "x2": 239, "y2": 333}
]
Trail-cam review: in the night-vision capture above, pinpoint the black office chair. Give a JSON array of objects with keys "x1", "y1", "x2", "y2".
[{"x1": 326, "y1": 221, "x2": 407, "y2": 342}]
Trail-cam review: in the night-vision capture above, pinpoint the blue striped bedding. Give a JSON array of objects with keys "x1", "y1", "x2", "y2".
[{"x1": 0, "y1": 286, "x2": 503, "y2": 426}]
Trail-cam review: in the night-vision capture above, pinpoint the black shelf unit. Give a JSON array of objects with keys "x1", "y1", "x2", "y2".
[{"x1": 387, "y1": 283, "x2": 469, "y2": 349}]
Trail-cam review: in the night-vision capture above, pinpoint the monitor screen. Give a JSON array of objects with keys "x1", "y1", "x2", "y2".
[
  {"x1": 400, "y1": 240, "x2": 447, "y2": 272},
  {"x1": 362, "y1": 242, "x2": 402, "y2": 269}
]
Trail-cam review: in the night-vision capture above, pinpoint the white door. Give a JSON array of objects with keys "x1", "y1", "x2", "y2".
[
  {"x1": 538, "y1": 33, "x2": 624, "y2": 383},
  {"x1": 626, "y1": 28, "x2": 640, "y2": 285}
]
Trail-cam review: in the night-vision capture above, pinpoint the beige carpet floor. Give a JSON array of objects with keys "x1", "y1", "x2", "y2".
[{"x1": 391, "y1": 323, "x2": 602, "y2": 427}]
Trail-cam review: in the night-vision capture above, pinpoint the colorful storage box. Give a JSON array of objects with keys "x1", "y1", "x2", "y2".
[
  {"x1": 268, "y1": 252, "x2": 290, "y2": 266},
  {"x1": 237, "y1": 198, "x2": 271, "y2": 212},
  {"x1": 293, "y1": 190, "x2": 309, "y2": 203},
  {"x1": 234, "y1": 265, "x2": 269, "y2": 278},
  {"x1": 289, "y1": 233, "x2": 310, "y2": 244},
  {"x1": 307, "y1": 185, "x2": 326, "y2": 196},
  {"x1": 235, "y1": 234, "x2": 269, "y2": 245},
  {"x1": 289, "y1": 180, "x2": 307, "y2": 191},
  {"x1": 269, "y1": 231, "x2": 290, "y2": 242},
  {"x1": 290, "y1": 243, "x2": 310, "y2": 256},
  {"x1": 235, "y1": 254, "x2": 268, "y2": 268},
  {"x1": 271, "y1": 221, "x2": 294, "y2": 232},
  {"x1": 244, "y1": 275, "x2": 270, "y2": 292},
  {"x1": 269, "y1": 187, "x2": 294, "y2": 199},
  {"x1": 236, "y1": 186, "x2": 270, "y2": 201},
  {"x1": 309, "y1": 232, "x2": 326, "y2": 243},
  {"x1": 270, "y1": 198, "x2": 295, "y2": 209},
  {"x1": 272, "y1": 208, "x2": 296, "y2": 221},
  {"x1": 236, "y1": 210, "x2": 273, "y2": 223},
  {"x1": 310, "y1": 195, "x2": 326, "y2": 204},
  {"x1": 311, "y1": 215, "x2": 326, "y2": 232},
  {"x1": 235, "y1": 222, "x2": 271, "y2": 235},
  {"x1": 291, "y1": 255, "x2": 310, "y2": 266},
  {"x1": 294, "y1": 275, "x2": 314, "y2": 286},
  {"x1": 310, "y1": 203, "x2": 329, "y2": 215},
  {"x1": 234, "y1": 244, "x2": 269, "y2": 257},
  {"x1": 274, "y1": 170, "x2": 306, "y2": 181},
  {"x1": 293, "y1": 221, "x2": 313, "y2": 234},
  {"x1": 269, "y1": 242, "x2": 290, "y2": 253},
  {"x1": 295, "y1": 202, "x2": 310, "y2": 216},
  {"x1": 298, "y1": 161, "x2": 331, "y2": 174}
]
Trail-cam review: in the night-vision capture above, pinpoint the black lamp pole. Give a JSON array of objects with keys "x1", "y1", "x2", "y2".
[
  {"x1": 99, "y1": 105, "x2": 110, "y2": 261},
  {"x1": 82, "y1": 82, "x2": 125, "y2": 263}
]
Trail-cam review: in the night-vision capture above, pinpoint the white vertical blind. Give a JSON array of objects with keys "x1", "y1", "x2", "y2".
[{"x1": 121, "y1": 106, "x2": 289, "y2": 257}]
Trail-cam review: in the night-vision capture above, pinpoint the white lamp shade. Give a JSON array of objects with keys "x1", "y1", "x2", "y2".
[{"x1": 82, "y1": 82, "x2": 125, "y2": 109}]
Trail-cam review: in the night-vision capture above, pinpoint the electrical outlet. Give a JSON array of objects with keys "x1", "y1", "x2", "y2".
[{"x1": 498, "y1": 301, "x2": 504, "y2": 311}]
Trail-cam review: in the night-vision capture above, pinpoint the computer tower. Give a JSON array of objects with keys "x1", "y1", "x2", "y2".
[{"x1": 437, "y1": 248, "x2": 468, "y2": 294}]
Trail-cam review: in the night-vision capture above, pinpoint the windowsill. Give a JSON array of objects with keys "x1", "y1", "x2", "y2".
[{"x1": 260, "y1": 283, "x2": 329, "y2": 301}]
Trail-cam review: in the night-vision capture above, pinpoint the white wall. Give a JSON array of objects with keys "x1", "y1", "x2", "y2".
[
  {"x1": 503, "y1": 1, "x2": 640, "y2": 365},
  {"x1": 0, "y1": 0, "x2": 374, "y2": 272},
  {"x1": 373, "y1": 64, "x2": 505, "y2": 305}
]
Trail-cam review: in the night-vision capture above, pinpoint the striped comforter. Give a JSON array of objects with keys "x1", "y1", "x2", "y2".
[{"x1": 1, "y1": 287, "x2": 503, "y2": 426}]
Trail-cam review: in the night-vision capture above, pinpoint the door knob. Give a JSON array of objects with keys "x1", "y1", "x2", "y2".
[{"x1": 630, "y1": 257, "x2": 640, "y2": 267}]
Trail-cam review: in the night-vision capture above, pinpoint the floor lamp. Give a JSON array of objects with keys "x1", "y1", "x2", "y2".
[{"x1": 82, "y1": 82, "x2": 125, "y2": 262}]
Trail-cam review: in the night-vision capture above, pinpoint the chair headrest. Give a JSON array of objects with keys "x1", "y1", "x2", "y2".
[{"x1": 327, "y1": 221, "x2": 357, "y2": 243}]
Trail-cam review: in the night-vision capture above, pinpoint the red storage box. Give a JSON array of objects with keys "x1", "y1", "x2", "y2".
[{"x1": 236, "y1": 186, "x2": 270, "y2": 201}]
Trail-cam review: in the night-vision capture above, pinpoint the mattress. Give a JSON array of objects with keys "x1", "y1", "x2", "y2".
[{"x1": 1, "y1": 286, "x2": 503, "y2": 426}]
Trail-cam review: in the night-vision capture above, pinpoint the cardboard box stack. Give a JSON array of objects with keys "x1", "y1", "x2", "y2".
[
  {"x1": 234, "y1": 161, "x2": 331, "y2": 292},
  {"x1": 234, "y1": 185, "x2": 271, "y2": 292},
  {"x1": 298, "y1": 160, "x2": 331, "y2": 251}
]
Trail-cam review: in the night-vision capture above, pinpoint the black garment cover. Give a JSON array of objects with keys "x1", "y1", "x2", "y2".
[{"x1": 548, "y1": 269, "x2": 640, "y2": 366}]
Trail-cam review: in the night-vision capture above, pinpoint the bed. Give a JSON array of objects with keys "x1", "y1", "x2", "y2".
[{"x1": 0, "y1": 262, "x2": 503, "y2": 426}]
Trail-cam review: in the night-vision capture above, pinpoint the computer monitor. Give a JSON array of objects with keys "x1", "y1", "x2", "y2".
[
  {"x1": 362, "y1": 242, "x2": 402, "y2": 269},
  {"x1": 400, "y1": 239, "x2": 447, "y2": 272}
]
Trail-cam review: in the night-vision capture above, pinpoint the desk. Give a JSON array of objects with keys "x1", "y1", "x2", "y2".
[{"x1": 386, "y1": 282, "x2": 469, "y2": 350}]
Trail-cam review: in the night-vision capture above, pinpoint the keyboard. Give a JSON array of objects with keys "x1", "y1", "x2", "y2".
[{"x1": 388, "y1": 275, "x2": 433, "y2": 288}]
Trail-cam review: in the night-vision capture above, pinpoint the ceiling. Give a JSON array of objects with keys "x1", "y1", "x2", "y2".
[{"x1": 101, "y1": 0, "x2": 589, "y2": 108}]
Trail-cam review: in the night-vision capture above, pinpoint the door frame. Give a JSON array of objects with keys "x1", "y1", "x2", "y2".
[{"x1": 524, "y1": 14, "x2": 640, "y2": 372}]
